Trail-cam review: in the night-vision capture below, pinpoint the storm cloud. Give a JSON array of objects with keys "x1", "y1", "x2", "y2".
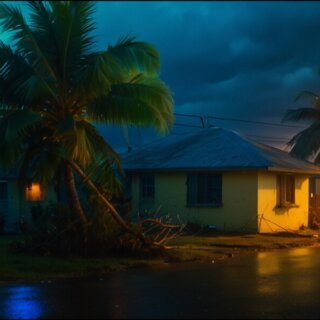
[
  {"x1": 93, "y1": 1, "x2": 320, "y2": 149},
  {"x1": 5, "y1": 1, "x2": 320, "y2": 149}
]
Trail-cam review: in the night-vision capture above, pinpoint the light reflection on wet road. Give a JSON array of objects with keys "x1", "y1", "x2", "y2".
[{"x1": 1, "y1": 246, "x2": 320, "y2": 319}]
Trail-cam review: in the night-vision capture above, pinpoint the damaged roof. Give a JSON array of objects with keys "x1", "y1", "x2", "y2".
[{"x1": 122, "y1": 127, "x2": 320, "y2": 174}]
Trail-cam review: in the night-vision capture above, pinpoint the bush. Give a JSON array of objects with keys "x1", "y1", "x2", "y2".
[
  {"x1": 24, "y1": 202, "x2": 82, "y2": 256},
  {"x1": 19, "y1": 198, "x2": 143, "y2": 257}
]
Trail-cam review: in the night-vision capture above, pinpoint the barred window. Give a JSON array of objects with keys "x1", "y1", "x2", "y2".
[
  {"x1": 187, "y1": 173, "x2": 222, "y2": 207},
  {"x1": 140, "y1": 175, "x2": 155, "y2": 200},
  {"x1": 276, "y1": 175, "x2": 295, "y2": 205}
]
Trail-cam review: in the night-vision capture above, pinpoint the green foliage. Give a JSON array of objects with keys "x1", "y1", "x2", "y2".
[
  {"x1": 23, "y1": 197, "x2": 142, "y2": 257},
  {"x1": 283, "y1": 69, "x2": 320, "y2": 161},
  {"x1": 0, "y1": 0, "x2": 173, "y2": 188},
  {"x1": 25, "y1": 202, "x2": 82, "y2": 256},
  {"x1": 0, "y1": 1, "x2": 174, "y2": 256}
]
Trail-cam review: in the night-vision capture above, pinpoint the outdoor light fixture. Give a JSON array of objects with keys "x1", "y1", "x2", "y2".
[{"x1": 25, "y1": 183, "x2": 42, "y2": 201}]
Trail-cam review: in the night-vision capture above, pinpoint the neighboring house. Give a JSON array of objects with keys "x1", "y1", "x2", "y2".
[
  {"x1": 122, "y1": 127, "x2": 320, "y2": 233},
  {"x1": 0, "y1": 167, "x2": 57, "y2": 233}
]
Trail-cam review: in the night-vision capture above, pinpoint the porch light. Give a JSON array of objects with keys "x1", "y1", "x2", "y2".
[{"x1": 25, "y1": 183, "x2": 42, "y2": 201}]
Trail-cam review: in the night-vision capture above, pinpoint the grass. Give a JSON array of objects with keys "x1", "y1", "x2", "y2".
[
  {"x1": 1, "y1": 231, "x2": 319, "y2": 282},
  {"x1": 0, "y1": 235, "x2": 162, "y2": 282},
  {"x1": 167, "y1": 231, "x2": 320, "y2": 261}
]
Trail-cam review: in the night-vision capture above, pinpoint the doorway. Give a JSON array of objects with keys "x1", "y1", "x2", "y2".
[{"x1": 309, "y1": 176, "x2": 320, "y2": 229}]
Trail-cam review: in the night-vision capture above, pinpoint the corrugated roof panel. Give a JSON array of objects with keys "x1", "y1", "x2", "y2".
[{"x1": 122, "y1": 127, "x2": 320, "y2": 174}]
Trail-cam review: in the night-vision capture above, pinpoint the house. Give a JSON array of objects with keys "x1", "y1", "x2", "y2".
[
  {"x1": 122, "y1": 127, "x2": 320, "y2": 233},
  {"x1": 0, "y1": 167, "x2": 57, "y2": 233}
]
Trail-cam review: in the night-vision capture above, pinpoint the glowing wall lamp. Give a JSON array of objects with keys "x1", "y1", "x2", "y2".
[{"x1": 25, "y1": 182, "x2": 42, "y2": 201}]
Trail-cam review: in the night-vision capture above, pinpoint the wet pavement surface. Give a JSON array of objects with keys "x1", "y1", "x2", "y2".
[{"x1": 1, "y1": 247, "x2": 320, "y2": 319}]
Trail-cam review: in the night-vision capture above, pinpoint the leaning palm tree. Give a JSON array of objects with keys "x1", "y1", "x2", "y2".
[
  {"x1": 0, "y1": 1, "x2": 174, "y2": 247},
  {"x1": 282, "y1": 73, "x2": 320, "y2": 162}
]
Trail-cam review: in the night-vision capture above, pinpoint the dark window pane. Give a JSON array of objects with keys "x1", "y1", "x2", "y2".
[
  {"x1": 187, "y1": 173, "x2": 222, "y2": 206},
  {"x1": 141, "y1": 175, "x2": 155, "y2": 200},
  {"x1": 187, "y1": 174, "x2": 197, "y2": 205},
  {"x1": 0, "y1": 182, "x2": 8, "y2": 200}
]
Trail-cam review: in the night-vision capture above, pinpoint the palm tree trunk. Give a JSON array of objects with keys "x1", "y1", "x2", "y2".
[
  {"x1": 69, "y1": 161, "x2": 149, "y2": 245},
  {"x1": 64, "y1": 162, "x2": 88, "y2": 254}
]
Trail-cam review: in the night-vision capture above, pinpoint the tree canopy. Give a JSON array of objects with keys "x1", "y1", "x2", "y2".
[{"x1": 0, "y1": 1, "x2": 175, "y2": 253}]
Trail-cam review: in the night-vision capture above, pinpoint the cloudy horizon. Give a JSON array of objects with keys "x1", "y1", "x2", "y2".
[{"x1": 3, "y1": 1, "x2": 320, "y2": 150}]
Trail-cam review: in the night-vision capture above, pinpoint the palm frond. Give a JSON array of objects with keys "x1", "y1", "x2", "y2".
[
  {"x1": 0, "y1": 42, "x2": 36, "y2": 106},
  {"x1": 87, "y1": 77, "x2": 174, "y2": 133},
  {"x1": 50, "y1": 1, "x2": 96, "y2": 81},
  {"x1": 107, "y1": 36, "x2": 160, "y2": 77},
  {"x1": 0, "y1": 109, "x2": 41, "y2": 142},
  {"x1": 0, "y1": 2, "x2": 58, "y2": 82},
  {"x1": 65, "y1": 119, "x2": 122, "y2": 169},
  {"x1": 26, "y1": 1, "x2": 63, "y2": 78},
  {"x1": 288, "y1": 121, "x2": 320, "y2": 160},
  {"x1": 73, "y1": 52, "x2": 113, "y2": 102},
  {"x1": 85, "y1": 155, "x2": 123, "y2": 197},
  {"x1": 79, "y1": 120, "x2": 121, "y2": 167},
  {"x1": 0, "y1": 104, "x2": 18, "y2": 117},
  {"x1": 56, "y1": 117, "x2": 95, "y2": 167},
  {"x1": 294, "y1": 90, "x2": 318, "y2": 101},
  {"x1": 31, "y1": 142, "x2": 63, "y2": 187},
  {"x1": 0, "y1": 110, "x2": 41, "y2": 167},
  {"x1": 294, "y1": 90, "x2": 320, "y2": 110},
  {"x1": 282, "y1": 108, "x2": 320, "y2": 122}
]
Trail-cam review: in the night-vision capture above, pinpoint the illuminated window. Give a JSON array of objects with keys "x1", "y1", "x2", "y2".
[
  {"x1": 187, "y1": 173, "x2": 222, "y2": 207},
  {"x1": 140, "y1": 175, "x2": 155, "y2": 200},
  {"x1": 276, "y1": 175, "x2": 295, "y2": 205},
  {"x1": 25, "y1": 183, "x2": 43, "y2": 201}
]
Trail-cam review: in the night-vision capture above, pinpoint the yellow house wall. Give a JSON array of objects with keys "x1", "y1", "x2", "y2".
[
  {"x1": 131, "y1": 171, "x2": 258, "y2": 232},
  {"x1": 257, "y1": 172, "x2": 309, "y2": 233}
]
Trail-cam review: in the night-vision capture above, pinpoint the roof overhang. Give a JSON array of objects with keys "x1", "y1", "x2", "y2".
[
  {"x1": 124, "y1": 166, "x2": 320, "y2": 175},
  {"x1": 267, "y1": 166, "x2": 320, "y2": 175}
]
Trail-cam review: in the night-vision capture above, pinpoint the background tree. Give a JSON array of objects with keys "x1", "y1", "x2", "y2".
[
  {"x1": 0, "y1": 1, "x2": 174, "y2": 252},
  {"x1": 282, "y1": 68, "x2": 320, "y2": 162}
]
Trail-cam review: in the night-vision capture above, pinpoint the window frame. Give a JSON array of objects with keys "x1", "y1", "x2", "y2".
[
  {"x1": 140, "y1": 174, "x2": 155, "y2": 201},
  {"x1": 276, "y1": 175, "x2": 295, "y2": 207},
  {"x1": 186, "y1": 172, "x2": 222, "y2": 208}
]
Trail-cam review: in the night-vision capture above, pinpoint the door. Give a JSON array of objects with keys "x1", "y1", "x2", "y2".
[{"x1": 309, "y1": 177, "x2": 320, "y2": 229}]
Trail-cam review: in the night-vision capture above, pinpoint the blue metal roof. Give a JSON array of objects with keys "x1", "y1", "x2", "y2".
[{"x1": 122, "y1": 127, "x2": 320, "y2": 174}]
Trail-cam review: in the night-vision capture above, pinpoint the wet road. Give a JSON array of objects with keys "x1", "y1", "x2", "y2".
[{"x1": 1, "y1": 246, "x2": 320, "y2": 319}]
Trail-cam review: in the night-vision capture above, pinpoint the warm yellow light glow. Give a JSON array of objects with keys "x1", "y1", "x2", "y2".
[{"x1": 25, "y1": 183, "x2": 42, "y2": 201}]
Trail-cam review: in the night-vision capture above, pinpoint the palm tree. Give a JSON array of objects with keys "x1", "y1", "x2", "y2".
[
  {"x1": 0, "y1": 1, "x2": 174, "y2": 245},
  {"x1": 282, "y1": 74, "x2": 320, "y2": 162}
]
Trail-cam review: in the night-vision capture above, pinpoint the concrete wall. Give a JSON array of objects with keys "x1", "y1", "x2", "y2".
[
  {"x1": 131, "y1": 171, "x2": 258, "y2": 232},
  {"x1": 3, "y1": 180, "x2": 57, "y2": 233},
  {"x1": 257, "y1": 172, "x2": 309, "y2": 233}
]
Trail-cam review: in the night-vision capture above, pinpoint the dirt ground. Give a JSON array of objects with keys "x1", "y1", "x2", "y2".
[{"x1": 166, "y1": 229, "x2": 320, "y2": 263}]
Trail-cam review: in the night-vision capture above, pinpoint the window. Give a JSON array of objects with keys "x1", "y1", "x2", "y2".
[
  {"x1": 187, "y1": 173, "x2": 222, "y2": 207},
  {"x1": 140, "y1": 175, "x2": 155, "y2": 200},
  {"x1": 25, "y1": 182, "x2": 43, "y2": 201},
  {"x1": 276, "y1": 175, "x2": 295, "y2": 206},
  {"x1": 0, "y1": 182, "x2": 8, "y2": 201}
]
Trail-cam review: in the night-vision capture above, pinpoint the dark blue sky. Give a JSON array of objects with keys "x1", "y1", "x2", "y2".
[{"x1": 3, "y1": 1, "x2": 320, "y2": 150}]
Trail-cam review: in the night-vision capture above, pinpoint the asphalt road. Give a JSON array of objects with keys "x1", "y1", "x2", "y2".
[{"x1": 1, "y1": 246, "x2": 320, "y2": 319}]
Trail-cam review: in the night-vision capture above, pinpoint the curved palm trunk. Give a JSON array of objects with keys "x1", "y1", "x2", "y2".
[
  {"x1": 69, "y1": 161, "x2": 149, "y2": 245},
  {"x1": 64, "y1": 162, "x2": 88, "y2": 254}
]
